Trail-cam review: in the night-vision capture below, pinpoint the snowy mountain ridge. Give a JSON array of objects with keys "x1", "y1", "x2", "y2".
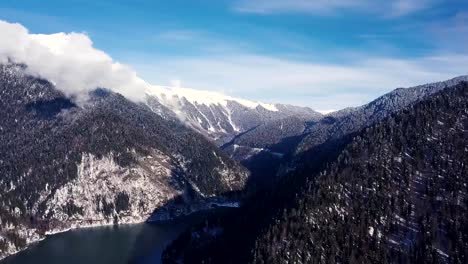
[
  {"x1": 147, "y1": 85, "x2": 278, "y2": 112},
  {"x1": 146, "y1": 84, "x2": 322, "y2": 145}
]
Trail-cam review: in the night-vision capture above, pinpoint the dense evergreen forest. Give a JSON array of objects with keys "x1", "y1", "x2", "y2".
[{"x1": 163, "y1": 82, "x2": 468, "y2": 263}]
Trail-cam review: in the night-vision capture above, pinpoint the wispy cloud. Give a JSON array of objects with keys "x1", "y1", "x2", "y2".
[
  {"x1": 430, "y1": 11, "x2": 468, "y2": 52},
  {"x1": 155, "y1": 30, "x2": 203, "y2": 41},
  {"x1": 234, "y1": 0, "x2": 363, "y2": 15},
  {"x1": 233, "y1": 0, "x2": 439, "y2": 17},
  {"x1": 389, "y1": 0, "x2": 434, "y2": 17},
  {"x1": 132, "y1": 53, "x2": 468, "y2": 110}
]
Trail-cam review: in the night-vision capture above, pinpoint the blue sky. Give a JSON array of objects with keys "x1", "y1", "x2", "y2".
[{"x1": 1, "y1": 0, "x2": 468, "y2": 110}]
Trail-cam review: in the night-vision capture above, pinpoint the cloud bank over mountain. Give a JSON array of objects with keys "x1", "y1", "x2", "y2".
[{"x1": 0, "y1": 20, "x2": 147, "y2": 102}]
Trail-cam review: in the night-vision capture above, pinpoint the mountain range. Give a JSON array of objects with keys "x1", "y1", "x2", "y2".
[{"x1": 1, "y1": 61, "x2": 467, "y2": 263}]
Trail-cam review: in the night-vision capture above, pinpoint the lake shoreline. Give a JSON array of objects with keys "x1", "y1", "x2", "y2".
[
  {"x1": 1, "y1": 206, "x2": 239, "y2": 263},
  {"x1": 1, "y1": 218, "x2": 148, "y2": 262}
]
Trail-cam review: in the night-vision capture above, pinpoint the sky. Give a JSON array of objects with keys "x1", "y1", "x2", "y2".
[{"x1": 1, "y1": 0, "x2": 468, "y2": 111}]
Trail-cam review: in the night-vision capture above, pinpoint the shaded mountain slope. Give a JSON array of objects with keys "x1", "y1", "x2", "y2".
[{"x1": 222, "y1": 116, "x2": 311, "y2": 189}]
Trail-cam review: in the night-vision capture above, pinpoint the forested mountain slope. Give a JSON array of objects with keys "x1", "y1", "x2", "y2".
[
  {"x1": 163, "y1": 82, "x2": 468, "y2": 264},
  {"x1": 252, "y1": 81, "x2": 468, "y2": 264},
  {"x1": 0, "y1": 64, "x2": 248, "y2": 259}
]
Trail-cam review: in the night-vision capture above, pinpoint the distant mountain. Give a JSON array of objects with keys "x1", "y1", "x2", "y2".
[
  {"x1": 162, "y1": 80, "x2": 468, "y2": 264},
  {"x1": 146, "y1": 85, "x2": 322, "y2": 145},
  {"x1": 0, "y1": 64, "x2": 248, "y2": 259}
]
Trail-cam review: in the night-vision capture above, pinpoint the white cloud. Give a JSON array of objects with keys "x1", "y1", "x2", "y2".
[
  {"x1": 0, "y1": 20, "x2": 147, "y2": 103},
  {"x1": 234, "y1": 0, "x2": 438, "y2": 17}
]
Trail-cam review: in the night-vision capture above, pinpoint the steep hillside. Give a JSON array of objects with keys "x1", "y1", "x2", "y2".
[
  {"x1": 162, "y1": 82, "x2": 468, "y2": 264},
  {"x1": 0, "y1": 64, "x2": 248, "y2": 259}
]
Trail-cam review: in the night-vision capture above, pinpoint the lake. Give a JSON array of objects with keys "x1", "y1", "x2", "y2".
[{"x1": 1, "y1": 211, "x2": 217, "y2": 264}]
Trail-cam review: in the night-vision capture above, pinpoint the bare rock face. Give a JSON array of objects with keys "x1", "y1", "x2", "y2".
[{"x1": 0, "y1": 64, "x2": 249, "y2": 259}]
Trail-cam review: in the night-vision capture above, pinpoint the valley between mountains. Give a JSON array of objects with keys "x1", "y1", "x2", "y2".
[{"x1": 1, "y1": 62, "x2": 468, "y2": 263}]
